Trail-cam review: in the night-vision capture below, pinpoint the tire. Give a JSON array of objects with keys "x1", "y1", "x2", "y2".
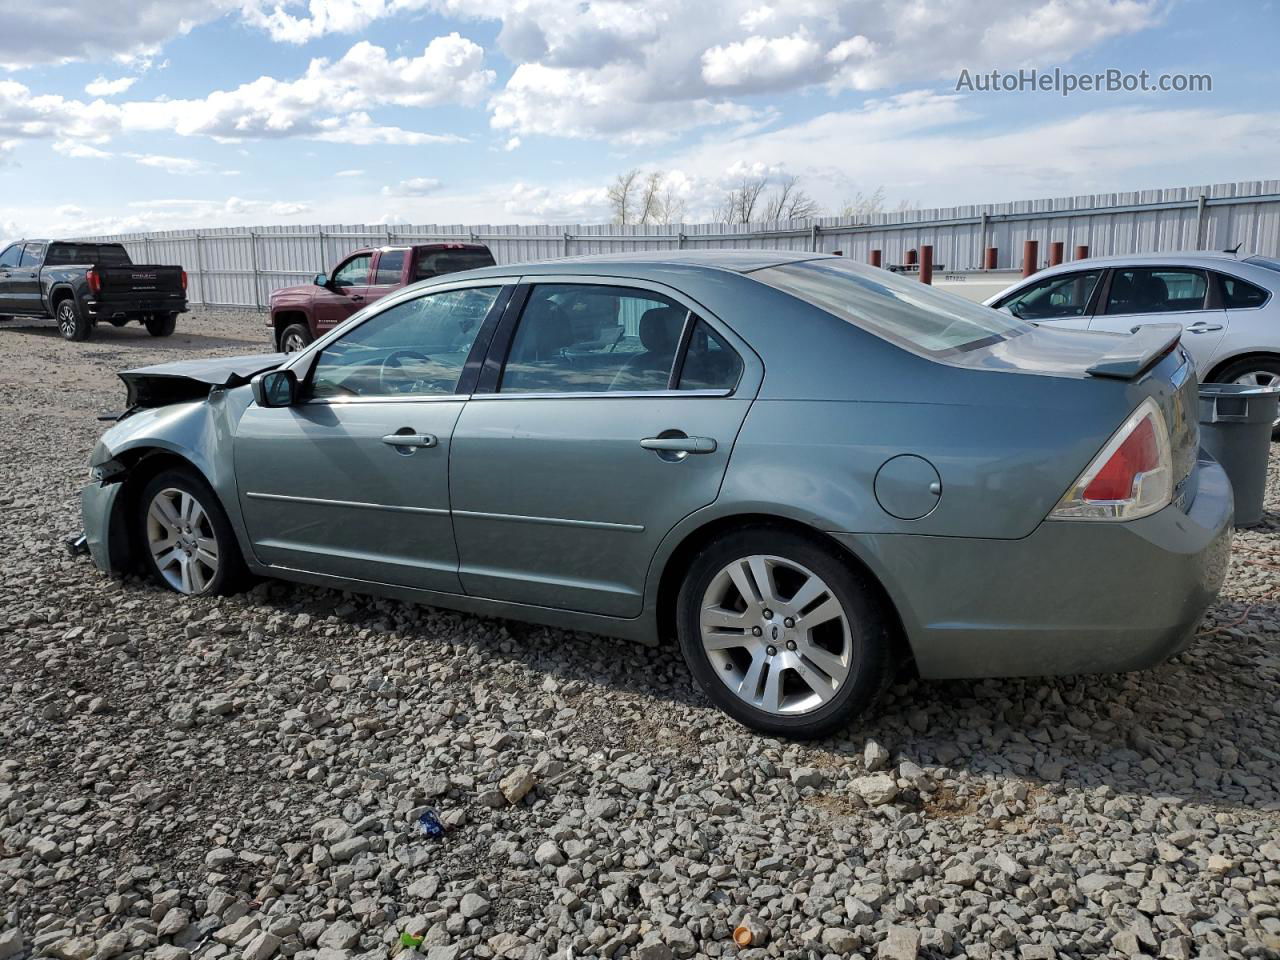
[
  {"x1": 676, "y1": 528, "x2": 894, "y2": 739},
  {"x1": 145, "y1": 313, "x2": 178, "y2": 337},
  {"x1": 136, "y1": 468, "x2": 246, "y2": 596},
  {"x1": 278, "y1": 322, "x2": 313, "y2": 353},
  {"x1": 1211, "y1": 357, "x2": 1280, "y2": 436},
  {"x1": 55, "y1": 297, "x2": 91, "y2": 342}
]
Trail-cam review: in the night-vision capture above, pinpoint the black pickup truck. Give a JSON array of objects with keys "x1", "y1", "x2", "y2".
[{"x1": 0, "y1": 240, "x2": 188, "y2": 342}]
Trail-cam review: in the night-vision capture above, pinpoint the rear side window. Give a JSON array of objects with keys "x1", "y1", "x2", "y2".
[
  {"x1": 679, "y1": 321, "x2": 743, "y2": 391},
  {"x1": 0, "y1": 245, "x2": 19, "y2": 268},
  {"x1": 998, "y1": 270, "x2": 1102, "y2": 320},
  {"x1": 374, "y1": 250, "x2": 406, "y2": 284},
  {"x1": 45, "y1": 243, "x2": 131, "y2": 266},
  {"x1": 1105, "y1": 268, "x2": 1207, "y2": 315},
  {"x1": 753, "y1": 258, "x2": 1028, "y2": 355},
  {"x1": 1218, "y1": 273, "x2": 1268, "y2": 309},
  {"x1": 20, "y1": 243, "x2": 46, "y2": 267},
  {"x1": 414, "y1": 248, "x2": 496, "y2": 281}
]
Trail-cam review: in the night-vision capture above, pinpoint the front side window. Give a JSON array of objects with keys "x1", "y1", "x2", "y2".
[
  {"x1": 20, "y1": 243, "x2": 46, "y2": 267},
  {"x1": 998, "y1": 270, "x2": 1102, "y2": 320},
  {"x1": 500, "y1": 284, "x2": 696, "y2": 394},
  {"x1": 332, "y1": 254, "x2": 372, "y2": 288},
  {"x1": 1105, "y1": 268, "x2": 1207, "y2": 315},
  {"x1": 0, "y1": 245, "x2": 20, "y2": 268},
  {"x1": 753, "y1": 258, "x2": 1029, "y2": 355},
  {"x1": 374, "y1": 250, "x2": 406, "y2": 285},
  {"x1": 309, "y1": 286, "x2": 500, "y2": 399},
  {"x1": 1218, "y1": 273, "x2": 1268, "y2": 309}
]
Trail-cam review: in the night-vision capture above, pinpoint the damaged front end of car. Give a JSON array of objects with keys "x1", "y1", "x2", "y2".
[{"x1": 73, "y1": 352, "x2": 285, "y2": 575}]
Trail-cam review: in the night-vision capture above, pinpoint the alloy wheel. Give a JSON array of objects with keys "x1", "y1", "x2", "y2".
[
  {"x1": 282, "y1": 331, "x2": 308, "y2": 353},
  {"x1": 145, "y1": 487, "x2": 220, "y2": 594},
  {"x1": 699, "y1": 554, "x2": 852, "y2": 716},
  {"x1": 57, "y1": 301, "x2": 77, "y2": 338}
]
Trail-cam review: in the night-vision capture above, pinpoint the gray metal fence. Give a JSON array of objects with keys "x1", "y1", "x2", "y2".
[{"x1": 76, "y1": 179, "x2": 1280, "y2": 310}]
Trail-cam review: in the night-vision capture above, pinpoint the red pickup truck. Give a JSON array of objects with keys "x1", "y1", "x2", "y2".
[{"x1": 268, "y1": 242, "x2": 496, "y2": 351}]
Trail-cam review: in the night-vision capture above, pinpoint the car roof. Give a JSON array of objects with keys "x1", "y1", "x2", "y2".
[
  {"x1": 1033, "y1": 250, "x2": 1253, "y2": 273},
  {"x1": 454, "y1": 248, "x2": 829, "y2": 280}
]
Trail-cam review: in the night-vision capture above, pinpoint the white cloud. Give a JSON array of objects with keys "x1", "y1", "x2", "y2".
[
  {"x1": 502, "y1": 136, "x2": 521, "y2": 151},
  {"x1": 53, "y1": 140, "x2": 112, "y2": 159},
  {"x1": 1, "y1": 0, "x2": 239, "y2": 70},
  {"x1": 701, "y1": 32, "x2": 823, "y2": 91},
  {"x1": 125, "y1": 152, "x2": 205, "y2": 173},
  {"x1": 85, "y1": 76, "x2": 137, "y2": 97},
  {"x1": 335, "y1": 168, "x2": 365, "y2": 176},
  {"x1": 382, "y1": 176, "x2": 442, "y2": 197},
  {"x1": 502, "y1": 181, "x2": 610, "y2": 221}
]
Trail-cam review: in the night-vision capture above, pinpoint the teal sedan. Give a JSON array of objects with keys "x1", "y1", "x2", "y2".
[{"x1": 80, "y1": 251, "x2": 1232, "y2": 738}]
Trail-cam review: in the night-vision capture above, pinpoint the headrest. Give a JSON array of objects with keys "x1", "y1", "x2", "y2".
[{"x1": 639, "y1": 307, "x2": 686, "y2": 353}]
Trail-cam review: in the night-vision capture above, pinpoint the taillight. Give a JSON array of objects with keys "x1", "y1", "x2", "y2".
[
  {"x1": 1050, "y1": 397, "x2": 1173, "y2": 521},
  {"x1": 86, "y1": 269, "x2": 101, "y2": 295},
  {"x1": 180, "y1": 270, "x2": 188, "y2": 291}
]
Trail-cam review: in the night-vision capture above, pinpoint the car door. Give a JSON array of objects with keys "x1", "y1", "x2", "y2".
[
  {"x1": 15, "y1": 243, "x2": 46, "y2": 314},
  {"x1": 233, "y1": 281, "x2": 510, "y2": 591},
  {"x1": 450, "y1": 279, "x2": 762, "y2": 618},
  {"x1": 1088, "y1": 266, "x2": 1228, "y2": 372},
  {"x1": 365, "y1": 248, "x2": 408, "y2": 307},
  {"x1": 991, "y1": 268, "x2": 1104, "y2": 328},
  {"x1": 0, "y1": 244, "x2": 22, "y2": 312},
  {"x1": 314, "y1": 253, "x2": 373, "y2": 333}
]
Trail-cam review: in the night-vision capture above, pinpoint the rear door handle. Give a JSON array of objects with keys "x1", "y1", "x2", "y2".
[
  {"x1": 382, "y1": 432, "x2": 437, "y2": 448},
  {"x1": 640, "y1": 436, "x2": 717, "y2": 454},
  {"x1": 1186, "y1": 321, "x2": 1223, "y2": 332}
]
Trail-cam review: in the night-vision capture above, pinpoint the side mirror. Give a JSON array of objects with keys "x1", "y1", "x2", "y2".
[
  {"x1": 314, "y1": 273, "x2": 330, "y2": 287},
  {"x1": 252, "y1": 369, "x2": 298, "y2": 408}
]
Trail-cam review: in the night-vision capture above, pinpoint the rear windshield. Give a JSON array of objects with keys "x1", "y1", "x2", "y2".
[
  {"x1": 1244, "y1": 256, "x2": 1280, "y2": 274},
  {"x1": 752, "y1": 258, "x2": 1030, "y2": 355},
  {"x1": 46, "y1": 243, "x2": 132, "y2": 266},
  {"x1": 414, "y1": 248, "x2": 495, "y2": 281}
]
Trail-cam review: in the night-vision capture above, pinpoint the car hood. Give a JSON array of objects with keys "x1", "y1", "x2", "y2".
[
  {"x1": 118, "y1": 352, "x2": 285, "y2": 409},
  {"x1": 272, "y1": 283, "x2": 315, "y2": 301}
]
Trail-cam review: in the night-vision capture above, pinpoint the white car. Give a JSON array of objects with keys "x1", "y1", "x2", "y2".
[{"x1": 985, "y1": 251, "x2": 1280, "y2": 390}]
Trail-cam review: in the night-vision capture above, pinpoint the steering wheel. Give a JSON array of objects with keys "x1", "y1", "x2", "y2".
[{"x1": 379, "y1": 349, "x2": 432, "y2": 393}]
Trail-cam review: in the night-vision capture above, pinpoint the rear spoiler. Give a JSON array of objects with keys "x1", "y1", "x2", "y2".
[{"x1": 1085, "y1": 323, "x2": 1183, "y2": 380}]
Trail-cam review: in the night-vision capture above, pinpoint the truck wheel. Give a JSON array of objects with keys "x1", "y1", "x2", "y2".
[
  {"x1": 279, "y1": 322, "x2": 313, "y2": 353},
  {"x1": 146, "y1": 313, "x2": 178, "y2": 337},
  {"x1": 56, "y1": 298, "x2": 91, "y2": 342}
]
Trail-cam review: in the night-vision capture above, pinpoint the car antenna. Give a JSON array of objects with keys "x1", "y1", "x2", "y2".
[{"x1": 1223, "y1": 242, "x2": 1243, "y2": 254}]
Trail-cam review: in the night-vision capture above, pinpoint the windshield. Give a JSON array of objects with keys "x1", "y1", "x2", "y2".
[
  {"x1": 752, "y1": 258, "x2": 1030, "y2": 355},
  {"x1": 1244, "y1": 255, "x2": 1280, "y2": 275}
]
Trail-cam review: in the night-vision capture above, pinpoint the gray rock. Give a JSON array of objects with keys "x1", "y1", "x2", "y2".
[
  {"x1": 499, "y1": 766, "x2": 536, "y2": 805},
  {"x1": 852, "y1": 774, "x2": 899, "y2": 806},
  {"x1": 878, "y1": 926, "x2": 920, "y2": 960},
  {"x1": 317, "y1": 922, "x2": 360, "y2": 951},
  {"x1": 459, "y1": 893, "x2": 490, "y2": 919}
]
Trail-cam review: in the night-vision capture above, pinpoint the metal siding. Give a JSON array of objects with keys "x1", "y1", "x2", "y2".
[{"x1": 68, "y1": 178, "x2": 1280, "y2": 308}]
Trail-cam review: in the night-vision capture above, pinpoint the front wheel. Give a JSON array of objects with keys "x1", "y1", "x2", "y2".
[
  {"x1": 137, "y1": 469, "x2": 246, "y2": 596},
  {"x1": 56, "y1": 298, "x2": 90, "y2": 341},
  {"x1": 676, "y1": 529, "x2": 894, "y2": 739},
  {"x1": 146, "y1": 313, "x2": 178, "y2": 337},
  {"x1": 278, "y1": 322, "x2": 313, "y2": 353}
]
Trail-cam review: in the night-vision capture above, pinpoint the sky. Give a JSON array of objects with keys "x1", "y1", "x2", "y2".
[{"x1": 0, "y1": 0, "x2": 1276, "y2": 238}]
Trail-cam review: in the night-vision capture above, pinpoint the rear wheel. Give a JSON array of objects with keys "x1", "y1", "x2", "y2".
[
  {"x1": 676, "y1": 528, "x2": 894, "y2": 739},
  {"x1": 137, "y1": 469, "x2": 246, "y2": 596},
  {"x1": 1213, "y1": 357, "x2": 1280, "y2": 434},
  {"x1": 279, "y1": 322, "x2": 312, "y2": 353},
  {"x1": 145, "y1": 313, "x2": 178, "y2": 337},
  {"x1": 56, "y1": 298, "x2": 90, "y2": 341}
]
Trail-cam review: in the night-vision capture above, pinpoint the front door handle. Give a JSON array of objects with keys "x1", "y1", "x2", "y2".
[
  {"x1": 1186, "y1": 321, "x2": 1224, "y2": 332},
  {"x1": 351, "y1": 295, "x2": 364, "y2": 302},
  {"x1": 640, "y1": 436, "x2": 717, "y2": 454},
  {"x1": 382, "y1": 432, "x2": 437, "y2": 448}
]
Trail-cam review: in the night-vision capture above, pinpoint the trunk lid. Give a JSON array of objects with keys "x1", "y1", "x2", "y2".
[{"x1": 96, "y1": 264, "x2": 185, "y2": 299}]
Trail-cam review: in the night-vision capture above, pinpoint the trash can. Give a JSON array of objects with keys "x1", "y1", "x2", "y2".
[{"x1": 1198, "y1": 383, "x2": 1279, "y2": 527}]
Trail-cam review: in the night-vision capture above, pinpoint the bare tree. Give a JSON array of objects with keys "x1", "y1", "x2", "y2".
[
  {"x1": 839, "y1": 187, "x2": 918, "y2": 220},
  {"x1": 762, "y1": 174, "x2": 822, "y2": 222},
  {"x1": 607, "y1": 169, "x2": 642, "y2": 225},
  {"x1": 636, "y1": 172, "x2": 663, "y2": 225},
  {"x1": 650, "y1": 181, "x2": 687, "y2": 224},
  {"x1": 715, "y1": 174, "x2": 770, "y2": 224}
]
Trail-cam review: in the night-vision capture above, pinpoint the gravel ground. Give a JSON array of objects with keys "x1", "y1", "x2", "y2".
[{"x1": 1, "y1": 308, "x2": 1278, "y2": 960}]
